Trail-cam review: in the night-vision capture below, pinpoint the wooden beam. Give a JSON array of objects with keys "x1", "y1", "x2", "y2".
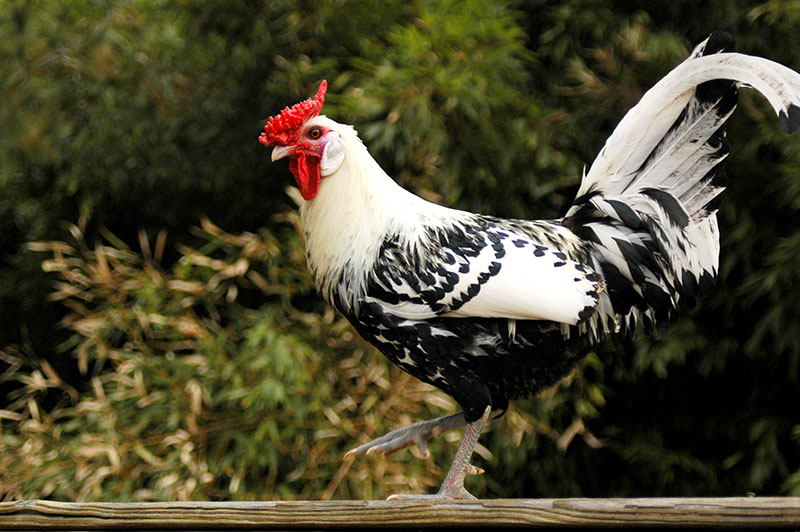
[{"x1": 1, "y1": 497, "x2": 799, "y2": 530}]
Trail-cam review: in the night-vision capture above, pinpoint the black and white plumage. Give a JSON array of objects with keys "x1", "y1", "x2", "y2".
[{"x1": 262, "y1": 32, "x2": 800, "y2": 499}]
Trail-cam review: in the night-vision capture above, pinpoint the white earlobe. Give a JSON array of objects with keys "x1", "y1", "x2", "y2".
[{"x1": 320, "y1": 136, "x2": 346, "y2": 176}]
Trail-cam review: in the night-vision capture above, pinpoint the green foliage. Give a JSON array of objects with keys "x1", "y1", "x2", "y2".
[
  {"x1": 1, "y1": 219, "x2": 461, "y2": 500},
  {"x1": 1, "y1": 0, "x2": 799, "y2": 500},
  {"x1": 339, "y1": 1, "x2": 559, "y2": 214}
]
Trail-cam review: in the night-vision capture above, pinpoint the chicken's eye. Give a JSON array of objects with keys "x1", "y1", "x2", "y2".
[{"x1": 308, "y1": 126, "x2": 323, "y2": 140}]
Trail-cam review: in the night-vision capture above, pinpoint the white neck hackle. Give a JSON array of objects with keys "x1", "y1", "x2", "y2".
[{"x1": 297, "y1": 115, "x2": 447, "y2": 308}]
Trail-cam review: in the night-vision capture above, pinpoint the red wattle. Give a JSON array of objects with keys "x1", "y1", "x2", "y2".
[{"x1": 289, "y1": 153, "x2": 321, "y2": 200}]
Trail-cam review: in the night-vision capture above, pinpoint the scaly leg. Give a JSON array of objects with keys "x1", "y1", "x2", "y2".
[
  {"x1": 344, "y1": 406, "x2": 490, "y2": 500},
  {"x1": 346, "y1": 406, "x2": 494, "y2": 499},
  {"x1": 386, "y1": 405, "x2": 491, "y2": 500},
  {"x1": 426, "y1": 405, "x2": 492, "y2": 500},
  {"x1": 345, "y1": 412, "x2": 466, "y2": 458}
]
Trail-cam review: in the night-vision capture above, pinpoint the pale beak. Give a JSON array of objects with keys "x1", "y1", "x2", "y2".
[{"x1": 271, "y1": 145, "x2": 293, "y2": 162}]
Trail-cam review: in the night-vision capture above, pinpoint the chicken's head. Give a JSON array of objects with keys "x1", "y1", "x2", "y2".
[{"x1": 259, "y1": 80, "x2": 345, "y2": 200}]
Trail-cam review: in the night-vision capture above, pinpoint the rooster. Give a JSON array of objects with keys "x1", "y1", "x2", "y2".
[{"x1": 260, "y1": 32, "x2": 800, "y2": 500}]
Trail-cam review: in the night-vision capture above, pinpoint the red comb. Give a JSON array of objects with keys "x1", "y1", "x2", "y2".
[{"x1": 259, "y1": 80, "x2": 327, "y2": 147}]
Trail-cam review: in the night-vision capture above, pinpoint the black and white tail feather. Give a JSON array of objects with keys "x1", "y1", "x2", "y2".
[{"x1": 565, "y1": 31, "x2": 800, "y2": 339}]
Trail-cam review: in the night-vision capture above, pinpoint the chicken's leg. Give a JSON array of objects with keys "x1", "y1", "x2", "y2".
[
  {"x1": 345, "y1": 411, "x2": 466, "y2": 458},
  {"x1": 387, "y1": 405, "x2": 491, "y2": 500},
  {"x1": 344, "y1": 406, "x2": 490, "y2": 500}
]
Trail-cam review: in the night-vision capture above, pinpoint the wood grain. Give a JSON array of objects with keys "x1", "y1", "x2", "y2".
[{"x1": 1, "y1": 497, "x2": 799, "y2": 530}]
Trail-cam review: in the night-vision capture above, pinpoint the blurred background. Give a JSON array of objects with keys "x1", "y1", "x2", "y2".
[{"x1": 1, "y1": 0, "x2": 799, "y2": 500}]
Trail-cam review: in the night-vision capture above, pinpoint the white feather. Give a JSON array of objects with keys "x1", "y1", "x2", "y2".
[
  {"x1": 299, "y1": 115, "x2": 426, "y2": 309},
  {"x1": 441, "y1": 239, "x2": 599, "y2": 324},
  {"x1": 577, "y1": 51, "x2": 800, "y2": 201}
]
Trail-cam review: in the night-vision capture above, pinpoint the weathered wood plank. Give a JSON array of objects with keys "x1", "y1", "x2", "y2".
[{"x1": 0, "y1": 498, "x2": 799, "y2": 530}]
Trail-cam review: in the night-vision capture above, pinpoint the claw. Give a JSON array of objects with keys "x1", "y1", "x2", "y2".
[
  {"x1": 416, "y1": 437, "x2": 430, "y2": 458},
  {"x1": 465, "y1": 464, "x2": 484, "y2": 476}
]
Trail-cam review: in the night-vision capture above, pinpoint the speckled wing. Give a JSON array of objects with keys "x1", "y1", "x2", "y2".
[{"x1": 364, "y1": 219, "x2": 604, "y2": 326}]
